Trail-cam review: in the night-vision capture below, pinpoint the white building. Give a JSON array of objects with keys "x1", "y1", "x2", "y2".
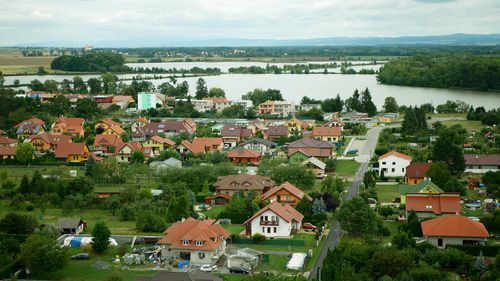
[
  {"x1": 243, "y1": 201, "x2": 303, "y2": 238},
  {"x1": 137, "y1": 92, "x2": 162, "y2": 111},
  {"x1": 274, "y1": 101, "x2": 296, "y2": 117},
  {"x1": 215, "y1": 100, "x2": 233, "y2": 112},
  {"x1": 301, "y1": 104, "x2": 321, "y2": 111},
  {"x1": 242, "y1": 138, "x2": 278, "y2": 155},
  {"x1": 191, "y1": 99, "x2": 214, "y2": 113},
  {"x1": 233, "y1": 100, "x2": 254, "y2": 110},
  {"x1": 378, "y1": 151, "x2": 412, "y2": 177}
]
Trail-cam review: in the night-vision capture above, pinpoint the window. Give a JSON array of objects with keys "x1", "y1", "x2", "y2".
[
  {"x1": 274, "y1": 227, "x2": 277, "y2": 233},
  {"x1": 391, "y1": 168, "x2": 395, "y2": 172},
  {"x1": 438, "y1": 238, "x2": 443, "y2": 247},
  {"x1": 267, "y1": 227, "x2": 271, "y2": 233},
  {"x1": 425, "y1": 205, "x2": 432, "y2": 209},
  {"x1": 196, "y1": 241, "x2": 203, "y2": 246},
  {"x1": 198, "y1": 252, "x2": 205, "y2": 259},
  {"x1": 392, "y1": 162, "x2": 396, "y2": 165},
  {"x1": 414, "y1": 180, "x2": 417, "y2": 184},
  {"x1": 182, "y1": 240, "x2": 189, "y2": 246},
  {"x1": 382, "y1": 162, "x2": 386, "y2": 165},
  {"x1": 262, "y1": 227, "x2": 265, "y2": 232}
]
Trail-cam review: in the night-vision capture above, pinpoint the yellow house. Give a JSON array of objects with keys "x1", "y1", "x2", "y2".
[
  {"x1": 115, "y1": 142, "x2": 142, "y2": 163},
  {"x1": 54, "y1": 142, "x2": 89, "y2": 162},
  {"x1": 399, "y1": 180, "x2": 443, "y2": 204},
  {"x1": 285, "y1": 118, "x2": 303, "y2": 135},
  {"x1": 262, "y1": 181, "x2": 312, "y2": 207},
  {"x1": 312, "y1": 126, "x2": 342, "y2": 143},
  {"x1": 141, "y1": 136, "x2": 175, "y2": 156},
  {"x1": 95, "y1": 118, "x2": 125, "y2": 136}
]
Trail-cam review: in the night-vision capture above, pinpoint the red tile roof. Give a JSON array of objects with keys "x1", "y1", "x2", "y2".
[
  {"x1": 135, "y1": 117, "x2": 149, "y2": 124},
  {"x1": 0, "y1": 146, "x2": 16, "y2": 156},
  {"x1": 214, "y1": 173, "x2": 274, "y2": 191},
  {"x1": 312, "y1": 126, "x2": 341, "y2": 137},
  {"x1": 406, "y1": 162, "x2": 431, "y2": 179},
  {"x1": 0, "y1": 136, "x2": 18, "y2": 145},
  {"x1": 406, "y1": 193, "x2": 461, "y2": 215},
  {"x1": 262, "y1": 181, "x2": 312, "y2": 201},
  {"x1": 14, "y1": 118, "x2": 45, "y2": 128},
  {"x1": 149, "y1": 136, "x2": 175, "y2": 146},
  {"x1": 227, "y1": 148, "x2": 261, "y2": 158},
  {"x1": 181, "y1": 137, "x2": 223, "y2": 155},
  {"x1": 221, "y1": 125, "x2": 252, "y2": 138},
  {"x1": 325, "y1": 117, "x2": 345, "y2": 127},
  {"x1": 464, "y1": 154, "x2": 500, "y2": 166},
  {"x1": 243, "y1": 201, "x2": 304, "y2": 226},
  {"x1": 99, "y1": 118, "x2": 122, "y2": 127},
  {"x1": 94, "y1": 134, "x2": 122, "y2": 147},
  {"x1": 55, "y1": 143, "x2": 88, "y2": 158},
  {"x1": 267, "y1": 125, "x2": 288, "y2": 137},
  {"x1": 53, "y1": 116, "x2": 85, "y2": 126},
  {"x1": 30, "y1": 134, "x2": 72, "y2": 145},
  {"x1": 203, "y1": 97, "x2": 230, "y2": 103},
  {"x1": 115, "y1": 142, "x2": 142, "y2": 154},
  {"x1": 378, "y1": 151, "x2": 412, "y2": 161},
  {"x1": 422, "y1": 215, "x2": 489, "y2": 238},
  {"x1": 158, "y1": 218, "x2": 229, "y2": 251}
]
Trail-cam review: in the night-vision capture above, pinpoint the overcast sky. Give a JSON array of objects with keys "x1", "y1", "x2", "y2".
[{"x1": 1, "y1": 0, "x2": 499, "y2": 46}]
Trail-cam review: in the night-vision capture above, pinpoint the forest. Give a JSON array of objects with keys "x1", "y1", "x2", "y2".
[
  {"x1": 51, "y1": 52, "x2": 129, "y2": 72},
  {"x1": 377, "y1": 54, "x2": 500, "y2": 91}
]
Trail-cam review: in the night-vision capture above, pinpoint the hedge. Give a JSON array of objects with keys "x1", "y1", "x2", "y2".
[
  {"x1": 232, "y1": 238, "x2": 305, "y2": 246},
  {"x1": 446, "y1": 244, "x2": 500, "y2": 257}
]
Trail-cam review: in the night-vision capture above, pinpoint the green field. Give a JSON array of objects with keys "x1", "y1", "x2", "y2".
[
  {"x1": 440, "y1": 120, "x2": 486, "y2": 132},
  {"x1": 255, "y1": 255, "x2": 293, "y2": 273},
  {"x1": 375, "y1": 185, "x2": 400, "y2": 203},
  {"x1": 223, "y1": 224, "x2": 245, "y2": 236},
  {"x1": 201, "y1": 205, "x2": 225, "y2": 219},
  {"x1": 335, "y1": 160, "x2": 360, "y2": 177},
  {"x1": 238, "y1": 233, "x2": 317, "y2": 253}
]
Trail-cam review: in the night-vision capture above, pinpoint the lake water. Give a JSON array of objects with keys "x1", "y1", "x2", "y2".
[{"x1": 4, "y1": 61, "x2": 499, "y2": 109}]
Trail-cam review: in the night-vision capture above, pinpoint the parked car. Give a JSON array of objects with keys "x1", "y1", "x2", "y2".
[
  {"x1": 303, "y1": 223, "x2": 317, "y2": 230},
  {"x1": 200, "y1": 264, "x2": 217, "y2": 272},
  {"x1": 229, "y1": 266, "x2": 250, "y2": 274},
  {"x1": 346, "y1": 149, "x2": 358, "y2": 155},
  {"x1": 71, "y1": 253, "x2": 90, "y2": 260}
]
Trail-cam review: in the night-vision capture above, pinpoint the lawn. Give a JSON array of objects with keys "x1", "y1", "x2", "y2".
[
  {"x1": 1, "y1": 166, "x2": 85, "y2": 184},
  {"x1": 335, "y1": 160, "x2": 360, "y2": 178},
  {"x1": 381, "y1": 221, "x2": 401, "y2": 245},
  {"x1": 223, "y1": 224, "x2": 245, "y2": 236},
  {"x1": 305, "y1": 233, "x2": 327, "y2": 271},
  {"x1": 255, "y1": 255, "x2": 293, "y2": 273},
  {"x1": 238, "y1": 233, "x2": 317, "y2": 253},
  {"x1": 201, "y1": 205, "x2": 225, "y2": 219},
  {"x1": 375, "y1": 185, "x2": 400, "y2": 203},
  {"x1": 441, "y1": 120, "x2": 485, "y2": 132}
]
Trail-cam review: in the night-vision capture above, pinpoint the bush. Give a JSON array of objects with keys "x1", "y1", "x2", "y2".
[
  {"x1": 136, "y1": 211, "x2": 166, "y2": 233},
  {"x1": 446, "y1": 245, "x2": 500, "y2": 257},
  {"x1": 26, "y1": 204, "x2": 35, "y2": 211},
  {"x1": 252, "y1": 233, "x2": 265, "y2": 243}
]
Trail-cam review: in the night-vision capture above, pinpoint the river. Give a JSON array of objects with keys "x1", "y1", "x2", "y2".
[{"x1": 3, "y1": 61, "x2": 499, "y2": 109}]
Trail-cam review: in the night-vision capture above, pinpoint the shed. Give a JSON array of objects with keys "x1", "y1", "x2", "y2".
[{"x1": 57, "y1": 218, "x2": 85, "y2": 234}]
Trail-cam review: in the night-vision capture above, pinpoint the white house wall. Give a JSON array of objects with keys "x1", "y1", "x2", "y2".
[{"x1": 378, "y1": 155, "x2": 411, "y2": 177}]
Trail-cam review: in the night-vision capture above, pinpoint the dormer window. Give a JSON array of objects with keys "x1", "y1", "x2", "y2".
[
  {"x1": 182, "y1": 240, "x2": 189, "y2": 246},
  {"x1": 196, "y1": 241, "x2": 203, "y2": 246},
  {"x1": 425, "y1": 205, "x2": 432, "y2": 209}
]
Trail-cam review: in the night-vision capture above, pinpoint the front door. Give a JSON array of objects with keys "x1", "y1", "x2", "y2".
[
  {"x1": 438, "y1": 238, "x2": 443, "y2": 247},
  {"x1": 277, "y1": 195, "x2": 281, "y2": 202}
]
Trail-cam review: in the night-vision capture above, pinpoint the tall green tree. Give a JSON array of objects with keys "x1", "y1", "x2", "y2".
[
  {"x1": 338, "y1": 196, "x2": 377, "y2": 236},
  {"x1": 73, "y1": 76, "x2": 88, "y2": 93},
  {"x1": 406, "y1": 210, "x2": 423, "y2": 237},
  {"x1": 195, "y1": 78, "x2": 208, "y2": 99},
  {"x1": 401, "y1": 107, "x2": 418, "y2": 135},
  {"x1": 16, "y1": 143, "x2": 35, "y2": 165},
  {"x1": 432, "y1": 128, "x2": 465, "y2": 175},
  {"x1": 360, "y1": 88, "x2": 377, "y2": 116},
  {"x1": 382, "y1": 96, "x2": 398, "y2": 112},
  {"x1": 345, "y1": 89, "x2": 362, "y2": 112},
  {"x1": 483, "y1": 171, "x2": 500, "y2": 199},
  {"x1": 208, "y1": 87, "x2": 225, "y2": 98},
  {"x1": 87, "y1": 77, "x2": 102, "y2": 95},
  {"x1": 21, "y1": 233, "x2": 68, "y2": 276},
  {"x1": 91, "y1": 221, "x2": 111, "y2": 253},
  {"x1": 295, "y1": 196, "x2": 312, "y2": 221},
  {"x1": 74, "y1": 98, "x2": 100, "y2": 119},
  {"x1": 130, "y1": 151, "x2": 145, "y2": 164},
  {"x1": 101, "y1": 72, "x2": 118, "y2": 95}
]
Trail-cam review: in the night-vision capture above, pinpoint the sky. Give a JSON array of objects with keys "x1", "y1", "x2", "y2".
[{"x1": 1, "y1": 0, "x2": 499, "y2": 46}]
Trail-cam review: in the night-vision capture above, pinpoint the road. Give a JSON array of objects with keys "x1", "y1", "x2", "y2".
[{"x1": 308, "y1": 127, "x2": 381, "y2": 280}]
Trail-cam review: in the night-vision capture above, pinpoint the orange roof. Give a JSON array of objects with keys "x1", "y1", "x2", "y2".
[
  {"x1": 184, "y1": 137, "x2": 223, "y2": 155},
  {"x1": 325, "y1": 117, "x2": 346, "y2": 127},
  {"x1": 115, "y1": 142, "x2": 142, "y2": 154},
  {"x1": 262, "y1": 181, "x2": 312, "y2": 201},
  {"x1": 0, "y1": 136, "x2": 18, "y2": 145},
  {"x1": 55, "y1": 142, "x2": 88, "y2": 158},
  {"x1": 99, "y1": 118, "x2": 123, "y2": 127},
  {"x1": 158, "y1": 218, "x2": 229, "y2": 251},
  {"x1": 259, "y1": 101, "x2": 275, "y2": 106},
  {"x1": 148, "y1": 136, "x2": 175, "y2": 146},
  {"x1": 421, "y1": 215, "x2": 489, "y2": 238},
  {"x1": 243, "y1": 201, "x2": 304, "y2": 226},
  {"x1": 286, "y1": 117, "x2": 303, "y2": 125},
  {"x1": 227, "y1": 148, "x2": 261, "y2": 158},
  {"x1": 94, "y1": 134, "x2": 122, "y2": 147},
  {"x1": 406, "y1": 162, "x2": 431, "y2": 179},
  {"x1": 378, "y1": 151, "x2": 412, "y2": 161},
  {"x1": 312, "y1": 126, "x2": 341, "y2": 137},
  {"x1": 406, "y1": 193, "x2": 461, "y2": 215},
  {"x1": 107, "y1": 125, "x2": 125, "y2": 135},
  {"x1": 0, "y1": 146, "x2": 16, "y2": 156},
  {"x1": 54, "y1": 116, "x2": 85, "y2": 126},
  {"x1": 135, "y1": 117, "x2": 149, "y2": 124},
  {"x1": 112, "y1": 95, "x2": 134, "y2": 102},
  {"x1": 14, "y1": 118, "x2": 45, "y2": 128},
  {"x1": 29, "y1": 134, "x2": 72, "y2": 145},
  {"x1": 203, "y1": 97, "x2": 229, "y2": 103}
]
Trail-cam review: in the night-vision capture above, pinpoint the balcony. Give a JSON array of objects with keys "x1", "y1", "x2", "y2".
[
  {"x1": 260, "y1": 220, "x2": 279, "y2": 226},
  {"x1": 277, "y1": 199, "x2": 296, "y2": 204}
]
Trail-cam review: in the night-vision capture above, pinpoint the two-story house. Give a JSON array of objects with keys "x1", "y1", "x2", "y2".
[
  {"x1": 93, "y1": 134, "x2": 123, "y2": 155},
  {"x1": 227, "y1": 148, "x2": 261, "y2": 164},
  {"x1": 243, "y1": 201, "x2": 304, "y2": 238},
  {"x1": 177, "y1": 137, "x2": 224, "y2": 156},
  {"x1": 55, "y1": 142, "x2": 90, "y2": 162},
  {"x1": 142, "y1": 136, "x2": 175, "y2": 156},
  {"x1": 405, "y1": 162, "x2": 431, "y2": 185},
  {"x1": 14, "y1": 118, "x2": 46, "y2": 140},
  {"x1": 311, "y1": 126, "x2": 341, "y2": 143},
  {"x1": 378, "y1": 151, "x2": 412, "y2": 178},
  {"x1": 131, "y1": 117, "x2": 149, "y2": 133},
  {"x1": 50, "y1": 117, "x2": 85, "y2": 138},
  {"x1": 95, "y1": 118, "x2": 125, "y2": 136},
  {"x1": 288, "y1": 138, "x2": 335, "y2": 163},
  {"x1": 29, "y1": 134, "x2": 72, "y2": 152},
  {"x1": 399, "y1": 179, "x2": 443, "y2": 204},
  {"x1": 266, "y1": 125, "x2": 288, "y2": 141},
  {"x1": 115, "y1": 142, "x2": 142, "y2": 163},
  {"x1": 262, "y1": 181, "x2": 312, "y2": 207},
  {"x1": 214, "y1": 173, "x2": 274, "y2": 197},
  {"x1": 242, "y1": 138, "x2": 278, "y2": 155},
  {"x1": 221, "y1": 125, "x2": 252, "y2": 148}
]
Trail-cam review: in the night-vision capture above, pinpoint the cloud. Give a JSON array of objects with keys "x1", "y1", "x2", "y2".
[{"x1": 30, "y1": 10, "x2": 54, "y2": 19}]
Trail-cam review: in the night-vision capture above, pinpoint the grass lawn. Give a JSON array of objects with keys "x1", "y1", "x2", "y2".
[
  {"x1": 462, "y1": 206, "x2": 485, "y2": 218},
  {"x1": 381, "y1": 221, "x2": 401, "y2": 245},
  {"x1": 201, "y1": 205, "x2": 225, "y2": 219},
  {"x1": 223, "y1": 224, "x2": 245, "y2": 236},
  {"x1": 305, "y1": 233, "x2": 327, "y2": 271},
  {"x1": 239, "y1": 233, "x2": 317, "y2": 253},
  {"x1": 255, "y1": 254, "x2": 294, "y2": 273},
  {"x1": 375, "y1": 185, "x2": 400, "y2": 203},
  {"x1": 335, "y1": 160, "x2": 360, "y2": 178},
  {"x1": 463, "y1": 189, "x2": 481, "y2": 200},
  {"x1": 441, "y1": 120, "x2": 485, "y2": 132},
  {"x1": 2, "y1": 165, "x2": 85, "y2": 184},
  {"x1": 427, "y1": 113, "x2": 466, "y2": 119}
]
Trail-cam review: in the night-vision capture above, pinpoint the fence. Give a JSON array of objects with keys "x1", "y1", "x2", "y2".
[{"x1": 232, "y1": 238, "x2": 305, "y2": 246}]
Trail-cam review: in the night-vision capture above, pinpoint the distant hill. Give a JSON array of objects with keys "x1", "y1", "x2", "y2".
[{"x1": 8, "y1": 33, "x2": 500, "y2": 48}]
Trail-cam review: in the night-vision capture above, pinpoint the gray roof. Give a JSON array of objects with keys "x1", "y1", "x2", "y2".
[
  {"x1": 150, "y1": 157, "x2": 182, "y2": 168},
  {"x1": 242, "y1": 138, "x2": 277, "y2": 147},
  {"x1": 57, "y1": 218, "x2": 82, "y2": 229},
  {"x1": 302, "y1": 157, "x2": 327, "y2": 170}
]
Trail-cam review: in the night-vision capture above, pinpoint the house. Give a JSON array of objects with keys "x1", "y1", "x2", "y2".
[
  {"x1": 301, "y1": 104, "x2": 321, "y2": 111},
  {"x1": 258, "y1": 100, "x2": 296, "y2": 117},
  {"x1": 131, "y1": 117, "x2": 149, "y2": 133},
  {"x1": 378, "y1": 151, "x2": 412, "y2": 177},
  {"x1": 29, "y1": 134, "x2": 72, "y2": 152},
  {"x1": 14, "y1": 118, "x2": 46, "y2": 139},
  {"x1": 301, "y1": 157, "x2": 327, "y2": 179},
  {"x1": 312, "y1": 126, "x2": 341, "y2": 143},
  {"x1": 0, "y1": 146, "x2": 16, "y2": 160},
  {"x1": 115, "y1": 142, "x2": 142, "y2": 163},
  {"x1": 227, "y1": 148, "x2": 261, "y2": 164},
  {"x1": 203, "y1": 97, "x2": 232, "y2": 112},
  {"x1": 464, "y1": 154, "x2": 500, "y2": 173},
  {"x1": 177, "y1": 138, "x2": 223, "y2": 156},
  {"x1": 262, "y1": 181, "x2": 312, "y2": 207},
  {"x1": 93, "y1": 134, "x2": 122, "y2": 155},
  {"x1": 232, "y1": 100, "x2": 253, "y2": 109},
  {"x1": 192, "y1": 99, "x2": 214, "y2": 112},
  {"x1": 266, "y1": 125, "x2": 288, "y2": 141},
  {"x1": 55, "y1": 142, "x2": 90, "y2": 162},
  {"x1": 112, "y1": 95, "x2": 134, "y2": 109},
  {"x1": 213, "y1": 173, "x2": 275, "y2": 197},
  {"x1": 0, "y1": 136, "x2": 18, "y2": 147},
  {"x1": 324, "y1": 117, "x2": 345, "y2": 131},
  {"x1": 405, "y1": 193, "x2": 461, "y2": 218},
  {"x1": 158, "y1": 218, "x2": 230, "y2": 266},
  {"x1": 399, "y1": 179, "x2": 444, "y2": 204},
  {"x1": 421, "y1": 215, "x2": 489, "y2": 248},
  {"x1": 374, "y1": 113, "x2": 399, "y2": 123},
  {"x1": 132, "y1": 120, "x2": 195, "y2": 141},
  {"x1": 242, "y1": 138, "x2": 278, "y2": 155},
  {"x1": 288, "y1": 138, "x2": 335, "y2": 162},
  {"x1": 142, "y1": 136, "x2": 175, "y2": 156},
  {"x1": 284, "y1": 118, "x2": 303, "y2": 135},
  {"x1": 134, "y1": 270, "x2": 223, "y2": 281},
  {"x1": 137, "y1": 92, "x2": 162, "y2": 110},
  {"x1": 341, "y1": 112, "x2": 369, "y2": 121},
  {"x1": 484, "y1": 132, "x2": 496, "y2": 143},
  {"x1": 57, "y1": 218, "x2": 85, "y2": 235},
  {"x1": 405, "y1": 162, "x2": 431, "y2": 185},
  {"x1": 150, "y1": 157, "x2": 182, "y2": 169},
  {"x1": 95, "y1": 118, "x2": 125, "y2": 136},
  {"x1": 243, "y1": 201, "x2": 304, "y2": 238},
  {"x1": 221, "y1": 125, "x2": 252, "y2": 148},
  {"x1": 50, "y1": 117, "x2": 85, "y2": 137},
  {"x1": 204, "y1": 194, "x2": 231, "y2": 206}
]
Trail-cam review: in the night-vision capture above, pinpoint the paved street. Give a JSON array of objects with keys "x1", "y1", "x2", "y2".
[{"x1": 308, "y1": 127, "x2": 381, "y2": 280}]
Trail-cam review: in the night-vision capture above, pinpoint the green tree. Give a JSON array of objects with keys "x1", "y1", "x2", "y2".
[
  {"x1": 19, "y1": 174, "x2": 31, "y2": 194},
  {"x1": 383, "y1": 96, "x2": 398, "y2": 112},
  {"x1": 28, "y1": 79, "x2": 44, "y2": 91},
  {"x1": 208, "y1": 87, "x2": 225, "y2": 97},
  {"x1": 101, "y1": 72, "x2": 118, "y2": 95},
  {"x1": 73, "y1": 76, "x2": 88, "y2": 93},
  {"x1": 136, "y1": 210, "x2": 167, "y2": 232},
  {"x1": 37, "y1": 66, "x2": 48, "y2": 75},
  {"x1": 366, "y1": 249, "x2": 411, "y2": 279},
  {"x1": 360, "y1": 88, "x2": 377, "y2": 116},
  {"x1": 85, "y1": 154, "x2": 95, "y2": 177},
  {"x1": 195, "y1": 78, "x2": 208, "y2": 99},
  {"x1": 16, "y1": 143, "x2": 35, "y2": 165},
  {"x1": 426, "y1": 161, "x2": 451, "y2": 188},
  {"x1": 392, "y1": 232, "x2": 415, "y2": 249},
  {"x1": 50, "y1": 95, "x2": 71, "y2": 116},
  {"x1": 338, "y1": 196, "x2": 377, "y2": 236},
  {"x1": 483, "y1": 171, "x2": 500, "y2": 199},
  {"x1": 312, "y1": 198, "x2": 327, "y2": 215},
  {"x1": 322, "y1": 94, "x2": 343, "y2": 112},
  {"x1": 87, "y1": 77, "x2": 102, "y2": 95},
  {"x1": 74, "y1": 98, "x2": 100, "y2": 119},
  {"x1": 407, "y1": 210, "x2": 423, "y2": 237},
  {"x1": 345, "y1": 89, "x2": 362, "y2": 112},
  {"x1": 432, "y1": 128, "x2": 465, "y2": 175},
  {"x1": 0, "y1": 212, "x2": 38, "y2": 234},
  {"x1": 166, "y1": 194, "x2": 192, "y2": 222},
  {"x1": 295, "y1": 196, "x2": 312, "y2": 221},
  {"x1": 21, "y1": 233, "x2": 68, "y2": 276},
  {"x1": 43, "y1": 79, "x2": 58, "y2": 92},
  {"x1": 401, "y1": 107, "x2": 418, "y2": 135},
  {"x1": 130, "y1": 151, "x2": 145, "y2": 164},
  {"x1": 91, "y1": 221, "x2": 111, "y2": 254},
  {"x1": 9, "y1": 193, "x2": 26, "y2": 210},
  {"x1": 0, "y1": 71, "x2": 4, "y2": 87}
]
